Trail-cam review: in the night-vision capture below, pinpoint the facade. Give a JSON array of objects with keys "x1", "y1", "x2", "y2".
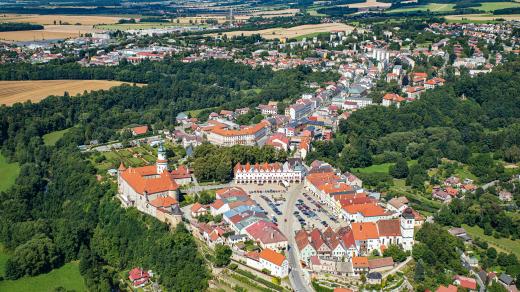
[
  {"x1": 206, "y1": 121, "x2": 269, "y2": 146},
  {"x1": 245, "y1": 249, "x2": 289, "y2": 278},
  {"x1": 234, "y1": 161, "x2": 305, "y2": 184}
]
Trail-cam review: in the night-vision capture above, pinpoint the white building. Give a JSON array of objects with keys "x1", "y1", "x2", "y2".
[{"x1": 234, "y1": 161, "x2": 305, "y2": 184}]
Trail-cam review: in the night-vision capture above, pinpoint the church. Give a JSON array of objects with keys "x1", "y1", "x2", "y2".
[{"x1": 118, "y1": 143, "x2": 183, "y2": 226}]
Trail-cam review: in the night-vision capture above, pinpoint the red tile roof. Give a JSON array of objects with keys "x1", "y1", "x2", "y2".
[
  {"x1": 149, "y1": 196, "x2": 178, "y2": 208},
  {"x1": 120, "y1": 166, "x2": 179, "y2": 195},
  {"x1": 132, "y1": 125, "x2": 148, "y2": 135}
]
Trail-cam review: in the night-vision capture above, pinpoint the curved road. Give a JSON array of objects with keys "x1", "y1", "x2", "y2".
[{"x1": 280, "y1": 183, "x2": 313, "y2": 292}]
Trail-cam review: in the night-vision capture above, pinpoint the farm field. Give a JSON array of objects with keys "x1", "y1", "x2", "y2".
[
  {"x1": 0, "y1": 80, "x2": 138, "y2": 106},
  {"x1": 387, "y1": 3, "x2": 455, "y2": 13},
  {"x1": 462, "y1": 224, "x2": 520, "y2": 258},
  {"x1": 0, "y1": 14, "x2": 123, "y2": 41},
  {"x1": 211, "y1": 23, "x2": 356, "y2": 40},
  {"x1": 0, "y1": 262, "x2": 86, "y2": 292},
  {"x1": 0, "y1": 14, "x2": 122, "y2": 25},
  {"x1": 0, "y1": 152, "x2": 20, "y2": 192},
  {"x1": 43, "y1": 128, "x2": 72, "y2": 146},
  {"x1": 446, "y1": 13, "x2": 520, "y2": 22},
  {"x1": 479, "y1": 1, "x2": 520, "y2": 11}
]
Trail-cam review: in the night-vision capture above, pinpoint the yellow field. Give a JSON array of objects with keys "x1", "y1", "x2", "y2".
[
  {"x1": 0, "y1": 24, "x2": 105, "y2": 41},
  {"x1": 0, "y1": 80, "x2": 138, "y2": 106},
  {"x1": 445, "y1": 13, "x2": 520, "y2": 22},
  {"x1": 250, "y1": 8, "x2": 299, "y2": 17},
  {"x1": 211, "y1": 22, "x2": 356, "y2": 40},
  {"x1": 343, "y1": 1, "x2": 391, "y2": 9},
  {"x1": 0, "y1": 14, "x2": 122, "y2": 25}
]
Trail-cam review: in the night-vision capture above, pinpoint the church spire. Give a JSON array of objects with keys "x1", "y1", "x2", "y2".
[{"x1": 156, "y1": 141, "x2": 168, "y2": 174}]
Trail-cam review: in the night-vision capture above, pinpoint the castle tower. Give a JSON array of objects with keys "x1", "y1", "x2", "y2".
[
  {"x1": 156, "y1": 142, "x2": 168, "y2": 174},
  {"x1": 400, "y1": 208, "x2": 415, "y2": 251}
]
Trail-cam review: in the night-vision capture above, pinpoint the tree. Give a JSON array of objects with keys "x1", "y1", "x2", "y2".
[
  {"x1": 389, "y1": 158, "x2": 409, "y2": 179},
  {"x1": 383, "y1": 244, "x2": 408, "y2": 262},
  {"x1": 213, "y1": 244, "x2": 232, "y2": 267}
]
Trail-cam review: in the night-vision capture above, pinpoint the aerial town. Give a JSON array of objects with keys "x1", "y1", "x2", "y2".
[{"x1": 0, "y1": 0, "x2": 519, "y2": 291}]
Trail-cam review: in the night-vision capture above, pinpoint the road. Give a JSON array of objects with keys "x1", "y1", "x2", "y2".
[{"x1": 279, "y1": 183, "x2": 313, "y2": 292}]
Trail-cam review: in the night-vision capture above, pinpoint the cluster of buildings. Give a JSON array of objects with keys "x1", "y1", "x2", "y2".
[
  {"x1": 191, "y1": 186, "x2": 289, "y2": 277},
  {"x1": 432, "y1": 176, "x2": 477, "y2": 203}
]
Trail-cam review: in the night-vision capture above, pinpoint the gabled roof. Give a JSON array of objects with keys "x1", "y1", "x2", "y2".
[
  {"x1": 120, "y1": 166, "x2": 179, "y2": 195},
  {"x1": 259, "y1": 248, "x2": 286, "y2": 266},
  {"x1": 149, "y1": 196, "x2": 178, "y2": 208},
  {"x1": 377, "y1": 219, "x2": 401, "y2": 237},
  {"x1": 351, "y1": 222, "x2": 379, "y2": 240},
  {"x1": 352, "y1": 256, "x2": 369, "y2": 268}
]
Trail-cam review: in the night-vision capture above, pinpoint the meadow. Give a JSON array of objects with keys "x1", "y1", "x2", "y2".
[
  {"x1": 0, "y1": 152, "x2": 20, "y2": 192},
  {"x1": 0, "y1": 262, "x2": 86, "y2": 292},
  {"x1": 43, "y1": 128, "x2": 72, "y2": 146},
  {"x1": 0, "y1": 80, "x2": 138, "y2": 106},
  {"x1": 387, "y1": 1, "x2": 520, "y2": 14},
  {"x1": 352, "y1": 160, "x2": 417, "y2": 174},
  {"x1": 462, "y1": 224, "x2": 520, "y2": 258}
]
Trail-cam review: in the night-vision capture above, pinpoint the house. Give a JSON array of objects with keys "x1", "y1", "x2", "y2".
[
  {"x1": 170, "y1": 165, "x2": 192, "y2": 185},
  {"x1": 498, "y1": 273, "x2": 515, "y2": 289},
  {"x1": 367, "y1": 272, "x2": 383, "y2": 284},
  {"x1": 367, "y1": 257, "x2": 394, "y2": 272},
  {"x1": 382, "y1": 93, "x2": 405, "y2": 108},
  {"x1": 387, "y1": 196, "x2": 409, "y2": 213},
  {"x1": 234, "y1": 161, "x2": 305, "y2": 184},
  {"x1": 131, "y1": 125, "x2": 149, "y2": 136},
  {"x1": 128, "y1": 267, "x2": 150, "y2": 288},
  {"x1": 244, "y1": 220, "x2": 288, "y2": 252},
  {"x1": 352, "y1": 256, "x2": 369, "y2": 275},
  {"x1": 259, "y1": 248, "x2": 289, "y2": 277},
  {"x1": 499, "y1": 190, "x2": 513, "y2": 202},
  {"x1": 295, "y1": 229, "x2": 317, "y2": 264},
  {"x1": 436, "y1": 284, "x2": 458, "y2": 292},
  {"x1": 191, "y1": 202, "x2": 208, "y2": 217},
  {"x1": 453, "y1": 275, "x2": 477, "y2": 291},
  {"x1": 258, "y1": 104, "x2": 278, "y2": 116}
]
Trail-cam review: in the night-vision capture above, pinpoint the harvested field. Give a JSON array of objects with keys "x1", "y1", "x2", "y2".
[
  {"x1": 0, "y1": 80, "x2": 138, "y2": 106},
  {"x1": 445, "y1": 13, "x2": 520, "y2": 22},
  {"x1": 250, "y1": 8, "x2": 299, "y2": 17},
  {"x1": 211, "y1": 22, "x2": 356, "y2": 40},
  {"x1": 0, "y1": 24, "x2": 103, "y2": 41},
  {"x1": 0, "y1": 14, "x2": 122, "y2": 25},
  {"x1": 343, "y1": 1, "x2": 391, "y2": 9}
]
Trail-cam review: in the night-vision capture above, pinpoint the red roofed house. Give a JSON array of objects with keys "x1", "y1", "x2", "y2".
[
  {"x1": 118, "y1": 143, "x2": 182, "y2": 226},
  {"x1": 128, "y1": 267, "x2": 150, "y2": 288},
  {"x1": 436, "y1": 284, "x2": 458, "y2": 292},
  {"x1": 170, "y1": 165, "x2": 192, "y2": 185},
  {"x1": 382, "y1": 93, "x2": 405, "y2": 108},
  {"x1": 131, "y1": 125, "x2": 149, "y2": 136},
  {"x1": 244, "y1": 220, "x2": 288, "y2": 252},
  {"x1": 259, "y1": 248, "x2": 289, "y2": 277},
  {"x1": 453, "y1": 275, "x2": 477, "y2": 291},
  {"x1": 191, "y1": 202, "x2": 208, "y2": 217}
]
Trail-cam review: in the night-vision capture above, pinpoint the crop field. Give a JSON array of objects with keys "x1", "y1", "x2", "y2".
[
  {"x1": 446, "y1": 13, "x2": 520, "y2": 23},
  {"x1": 0, "y1": 14, "x2": 122, "y2": 41},
  {"x1": 211, "y1": 23, "x2": 356, "y2": 40},
  {"x1": 387, "y1": 3, "x2": 456, "y2": 13},
  {"x1": 0, "y1": 14, "x2": 122, "y2": 25},
  {"x1": 0, "y1": 80, "x2": 138, "y2": 106}
]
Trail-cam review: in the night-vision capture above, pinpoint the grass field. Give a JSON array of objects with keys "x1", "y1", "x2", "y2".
[
  {"x1": 43, "y1": 128, "x2": 72, "y2": 146},
  {"x1": 462, "y1": 224, "x2": 520, "y2": 258},
  {"x1": 0, "y1": 14, "x2": 121, "y2": 25},
  {"x1": 387, "y1": 3, "x2": 455, "y2": 13},
  {"x1": 0, "y1": 152, "x2": 20, "y2": 192},
  {"x1": 479, "y1": 1, "x2": 520, "y2": 11},
  {"x1": 0, "y1": 245, "x2": 9, "y2": 277},
  {"x1": 0, "y1": 262, "x2": 86, "y2": 292},
  {"x1": 0, "y1": 80, "x2": 139, "y2": 106},
  {"x1": 210, "y1": 23, "x2": 356, "y2": 40},
  {"x1": 446, "y1": 13, "x2": 520, "y2": 23},
  {"x1": 353, "y1": 160, "x2": 417, "y2": 174}
]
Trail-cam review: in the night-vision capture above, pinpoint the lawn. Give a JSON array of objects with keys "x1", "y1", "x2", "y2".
[
  {"x1": 353, "y1": 160, "x2": 417, "y2": 174},
  {"x1": 0, "y1": 245, "x2": 9, "y2": 277},
  {"x1": 0, "y1": 152, "x2": 20, "y2": 192},
  {"x1": 295, "y1": 31, "x2": 329, "y2": 41},
  {"x1": 387, "y1": 3, "x2": 455, "y2": 13},
  {"x1": 462, "y1": 224, "x2": 520, "y2": 258},
  {"x1": 0, "y1": 261, "x2": 86, "y2": 292},
  {"x1": 43, "y1": 128, "x2": 71, "y2": 146},
  {"x1": 479, "y1": 1, "x2": 520, "y2": 11}
]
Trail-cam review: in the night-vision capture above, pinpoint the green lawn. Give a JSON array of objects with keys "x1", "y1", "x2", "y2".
[
  {"x1": 353, "y1": 160, "x2": 417, "y2": 174},
  {"x1": 387, "y1": 3, "x2": 455, "y2": 13},
  {"x1": 43, "y1": 128, "x2": 71, "y2": 146},
  {"x1": 294, "y1": 32, "x2": 329, "y2": 41},
  {"x1": 0, "y1": 245, "x2": 10, "y2": 277},
  {"x1": 479, "y1": 1, "x2": 520, "y2": 11},
  {"x1": 0, "y1": 152, "x2": 20, "y2": 192},
  {"x1": 462, "y1": 224, "x2": 520, "y2": 258},
  {"x1": 0, "y1": 262, "x2": 86, "y2": 292}
]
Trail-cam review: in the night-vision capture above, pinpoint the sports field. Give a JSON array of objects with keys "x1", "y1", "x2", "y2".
[
  {"x1": 0, "y1": 262, "x2": 86, "y2": 292},
  {"x1": 0, "y1": 152, "x2": 20, "y2": 192},
  {"x1": 211, "y1": 23, "x2": 356, "y2": 40},
  {"x1": 0, "y1": 80, "x2": 137, "y2": 106}
]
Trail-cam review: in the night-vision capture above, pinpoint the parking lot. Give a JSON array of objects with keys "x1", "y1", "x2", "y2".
[{"x1": 235, "y1": 182, "x2": 344, "y2": 231}]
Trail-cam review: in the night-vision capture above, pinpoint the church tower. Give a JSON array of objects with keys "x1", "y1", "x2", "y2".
[
  {"x1": 156, "y1": 142, "x2": 168, "y2": 174},
  {"x1": 400, "y1": 208, "x2": 415, "y2": 251}
]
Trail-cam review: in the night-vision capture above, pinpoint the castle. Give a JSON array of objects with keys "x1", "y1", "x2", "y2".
[{"x1": 117, "y1": 143, "x2": 182, "y2": 226}]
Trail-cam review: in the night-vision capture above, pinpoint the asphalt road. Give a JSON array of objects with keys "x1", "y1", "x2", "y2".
[{"x1": 279, "y1": 183, "x2": 313, "y2": 292}]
